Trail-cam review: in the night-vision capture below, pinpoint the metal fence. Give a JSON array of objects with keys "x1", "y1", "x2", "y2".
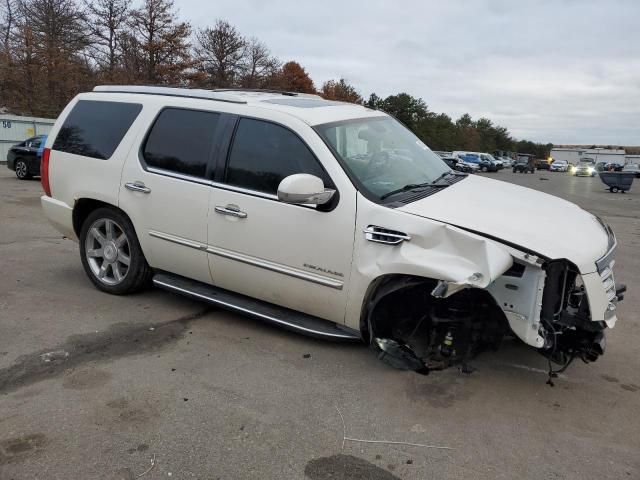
[{"x1": 1, "y1": 114, "x2": 55, "y2": 162}]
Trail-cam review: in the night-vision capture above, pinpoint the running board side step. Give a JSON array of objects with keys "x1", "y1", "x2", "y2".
[{"x1": 152, "y1": 272, "x2": 362, "y2": 342}]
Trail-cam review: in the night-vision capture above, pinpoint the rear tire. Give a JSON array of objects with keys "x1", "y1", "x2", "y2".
[
  {"x1": 611, "y1": 187, "x2": 619, "y2": 193},
  {"x1": 15, "y1": 159, "x2": 31, "y2": 180},
  {"x1": 79, "y1": 207, "x2": 152, "y2": 295}
]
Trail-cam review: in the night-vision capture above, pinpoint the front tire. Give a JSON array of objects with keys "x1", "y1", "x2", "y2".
[
  {"x1": 79, "y1": 207, "x2": 152, "y2": 294},
  {"x1": 15, "y1": 159, "x2": 31, "y2": 180},
  {"x1": 481, "y1": 166, "x2": 488, "y2": 172}
]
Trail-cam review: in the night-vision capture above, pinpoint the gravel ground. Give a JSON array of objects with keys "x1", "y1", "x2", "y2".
[{"x1": 1, "y1": 167, "x2": 639, "y2": 480}]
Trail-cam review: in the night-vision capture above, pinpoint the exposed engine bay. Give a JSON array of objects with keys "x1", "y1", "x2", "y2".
[{"x1": 366, "y1": 258, "x2": 626, "y2": 379}]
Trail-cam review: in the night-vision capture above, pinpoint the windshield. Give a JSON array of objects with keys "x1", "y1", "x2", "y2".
[
  {"x1": 623, "y1": 164, "x2": 638, "y2": 170},
  {"x1": 315, "y1": 116, "x2": 450, "y2": 200},
  {"x1": 555, "y1": 160, "x2": 567, "y2": 165}
]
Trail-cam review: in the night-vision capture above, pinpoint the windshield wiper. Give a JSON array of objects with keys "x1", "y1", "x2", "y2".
[
  {"x1": 429, "y1": 171, "x2": 457, "y2": 185},
  {"x1": 379, "y1": 183, "x2": 428, "y2": 200},
  {"x1": 380, "y1": 176, "x2": 452, "y2": 200}
]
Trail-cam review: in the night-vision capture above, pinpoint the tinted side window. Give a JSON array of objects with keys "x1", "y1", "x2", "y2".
[
  {"x1": 53, "y1": 100, "x2": 141, "y2": 159},
  {"x1": 226, "y1": 118, "x2": 328, "y2": 194},
  {"x1": 143, "y1": 108, "x2": 219, "y2": 178}
]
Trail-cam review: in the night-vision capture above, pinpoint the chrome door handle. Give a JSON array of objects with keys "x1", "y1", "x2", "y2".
[
  {"x1": 125, "y1": 182, "x2": 151, "y2": 194},
  {"x1": 215, "y1": 204, "x2": 247, "y2": 219}
]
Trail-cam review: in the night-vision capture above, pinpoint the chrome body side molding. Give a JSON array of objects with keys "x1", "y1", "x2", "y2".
[{"x1": 148, "y1": 230, "x2": 344, "y2": 290}]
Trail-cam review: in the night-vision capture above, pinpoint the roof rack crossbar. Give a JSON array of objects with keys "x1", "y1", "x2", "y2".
[{"x1": 92, "y1": 85, "x2": 247, "y2": 104}]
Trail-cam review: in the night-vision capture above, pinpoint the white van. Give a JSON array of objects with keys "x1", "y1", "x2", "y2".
[{"x1": 40, "y1": 86, "x2": 623, "y2": 375}]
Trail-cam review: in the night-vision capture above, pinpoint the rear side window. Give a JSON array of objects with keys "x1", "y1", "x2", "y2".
[
  {"x1": 143, "y1": 108, "x2": 220, "y2": 178},
  {"x1": 53, "y1": 100, "x2": 141, "y2": 160},
  {"x1": 225, "y1": 118, "x2": 328, "y2": 194}
]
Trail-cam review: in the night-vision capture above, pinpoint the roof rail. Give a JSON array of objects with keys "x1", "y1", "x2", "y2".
[
  {"x1": 212, "y1": 88, "x2": 322, "y2": 99},
  {"x1": 213, "y1": 88, "x2": 294, "y2": 97},
  {"x1": 92, "y1": 85, "x2": 247, "y2": 104}
]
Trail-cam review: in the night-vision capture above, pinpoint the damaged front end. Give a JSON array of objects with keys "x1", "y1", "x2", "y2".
[{"x1": 366, "y1": 248, "x2": 625, "y2": 376}]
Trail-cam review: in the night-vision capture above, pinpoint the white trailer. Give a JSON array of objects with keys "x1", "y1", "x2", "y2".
[{"x1": 551, "y1": 147, "x2": 626, "y2": 165}]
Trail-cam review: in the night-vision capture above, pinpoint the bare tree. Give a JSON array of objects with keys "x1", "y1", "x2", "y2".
[
  {"x1": 10, "y1": 0, "x2": 89, "y2": 116},
  {"x1": 1, "y1": 0, "x2": 16, "y2": 52},
  {"x1": 84, "y1": 0, "x2": 130, "y2": 79},
  {"x1": 128, "y1": 0, "x2": 192, "y2": 84},
  {"x1": 0, "y1": 0, "x2": 17, "y2": 106},
  {"x1": 194, "y1": 19, "x2": 245, "y2": 88},
  {"x1": 240, "y1": 36, "x2": 279, "y2": 88}
]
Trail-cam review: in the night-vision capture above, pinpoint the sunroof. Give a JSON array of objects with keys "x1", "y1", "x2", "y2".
[{"x1": 262, "y1": 98, "x2": 345, "y2": 108}]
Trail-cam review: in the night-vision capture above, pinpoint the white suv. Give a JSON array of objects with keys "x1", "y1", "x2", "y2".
[{"x1": 41, "y1": 85, "x2": 623, "y2": 374}]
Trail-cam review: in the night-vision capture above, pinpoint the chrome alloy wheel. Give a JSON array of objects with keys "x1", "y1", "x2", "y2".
[
  {"x1": 84, "y1": 218, "x2": 131, "y2": 286},
  {"x1": 16, "y1": 160, "x2": 27, "y2": 179}
]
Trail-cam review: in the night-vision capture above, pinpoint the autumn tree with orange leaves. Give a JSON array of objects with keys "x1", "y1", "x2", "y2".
[
  {"x1": 275, "y1": 61, "x2": 315, "y2": 93},
  {"x1": 321, "y1": 78, "x2": 362, "y2": 103}
]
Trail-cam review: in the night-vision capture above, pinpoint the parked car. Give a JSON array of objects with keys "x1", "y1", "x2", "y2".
[
  {"x1": 622, "y1": 163, "x2": 640, "y2": 178},
  {"x1": 512, "y1": 155, "x2": 535, "y2": 173},
  {"x1": 40, "y1": 85, "x2": 623, "y2": 376},
  {"x1": 498, "y1": 156, "x2": 514, "y2": 168},
  {"x1": 455, "y1": 152, "x2": 498, "y2": 172},
  {"x1": 6, "y1": 134, "x2": 47, "y2": 179},
  {"x1": 574, "y1": 161, "x2": 597, "y2": 177},
  {"x1": 481, "y1": 153, "x2": 503, "y2": 170},
  {"x1": 536, "y1": 158, "x2": 551, "y2": 170},
  {"x1": 458, "y1": 158, "x2": 480, "y2": 173},
  {"x1": 441, "y1": 156, "x2": 473, "y2": 173},
  {"x1": 550, "y1": 160, "x2": 569, "y2": 172}
]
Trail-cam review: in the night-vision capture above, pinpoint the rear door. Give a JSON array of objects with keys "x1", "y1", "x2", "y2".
[{"x1": 119, "y1": 106, "x2": 226, "y2": 284}]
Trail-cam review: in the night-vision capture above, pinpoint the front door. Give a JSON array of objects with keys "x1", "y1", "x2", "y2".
[
  {"x1": 119, "y1": 107, "x2": 223, "y2": 284},
  {"x1": 207, "y1": 117, "x2": 356, "y2": 324}
]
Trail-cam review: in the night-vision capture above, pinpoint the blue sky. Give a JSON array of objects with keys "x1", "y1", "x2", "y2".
[{"x1": 177, "y1": 0, "x2": 640, "y2": 145}]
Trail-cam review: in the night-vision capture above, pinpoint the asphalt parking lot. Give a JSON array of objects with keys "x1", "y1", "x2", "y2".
[{"x1": 1, "y1": 167, "x2": 639, "y2": 480}]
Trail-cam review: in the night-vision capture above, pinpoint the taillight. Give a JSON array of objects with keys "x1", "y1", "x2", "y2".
[{"x1": 41, "y1": 148, "x2": 51, "y2": 197}]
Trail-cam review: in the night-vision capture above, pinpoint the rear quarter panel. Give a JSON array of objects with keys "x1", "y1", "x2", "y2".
[{"x1": 45, "y1": 93, "x2": 148, "y2": 215}]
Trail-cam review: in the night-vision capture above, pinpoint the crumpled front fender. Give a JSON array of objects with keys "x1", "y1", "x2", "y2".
[{"x1": 345, "y1": 197, "x2": 514, "y2": 329}]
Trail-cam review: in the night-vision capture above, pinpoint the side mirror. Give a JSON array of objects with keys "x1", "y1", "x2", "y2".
[{"x1": 277, "y1": 174, "x2": 335, "y2": 206}]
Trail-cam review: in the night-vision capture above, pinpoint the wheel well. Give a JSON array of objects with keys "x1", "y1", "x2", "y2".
[
  {"x1": 360, "y1": 274, "x2": 507, "y2": 352},
  {"x1": 72, "y1": 198, "x2": 118, "y2": 237},
  {"x1": 359, "y1": 274, "x2": 438, "y2": 343}
]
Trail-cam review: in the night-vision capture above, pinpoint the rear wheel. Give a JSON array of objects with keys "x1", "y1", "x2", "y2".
[
  {"x1": 15, "y1": 159, "x2": 31, "y2": 180},
  {"x1": 79, "y1": 207, "x2": 152, "y2": 294},
  {"x1": 610, "y1": 187, "x2": 619, "y2": 193}
]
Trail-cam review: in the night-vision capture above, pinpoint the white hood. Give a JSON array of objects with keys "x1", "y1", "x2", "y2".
[{"x1": 398, "y1": 175, "x2": 609, "y2": 273}]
